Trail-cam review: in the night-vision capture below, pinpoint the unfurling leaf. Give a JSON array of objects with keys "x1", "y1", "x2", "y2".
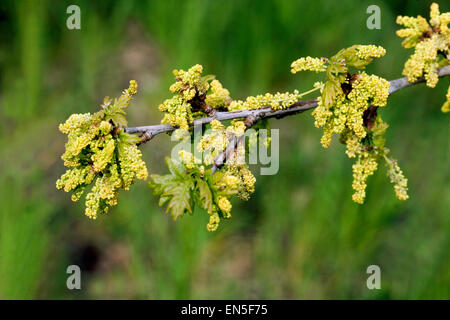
[{"x1": 195, "y1": 177, "x2": 214, "y2": 213}]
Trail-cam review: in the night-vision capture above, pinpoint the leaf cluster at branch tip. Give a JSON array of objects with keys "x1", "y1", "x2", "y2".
[
  {"x1": 56, "y1": 81, "x2": 148, "y2": 219},
  {"x1": 396, "y1": 2, "x2": 449, "y2": 94},
  {"x1": 292, "y1": 45, "x2": 408, "y2": 203}
]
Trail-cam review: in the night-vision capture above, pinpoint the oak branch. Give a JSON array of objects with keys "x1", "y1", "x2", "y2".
[{"x1": 125, "y1": 65, "x2": 450, "y2": 142}]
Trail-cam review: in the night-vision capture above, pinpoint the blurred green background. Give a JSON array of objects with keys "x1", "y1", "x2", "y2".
[{"x1": 0, "y1": 0, "x2": 448, "y2": 299}]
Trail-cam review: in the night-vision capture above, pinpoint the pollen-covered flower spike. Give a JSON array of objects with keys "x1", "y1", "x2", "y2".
[{"x1": 441, "y1": 86, "x2": 450, "y2": 113}]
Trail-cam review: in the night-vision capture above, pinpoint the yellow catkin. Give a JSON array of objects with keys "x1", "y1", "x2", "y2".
[
  {"x1": 206, "y1": 80, "x2": 231, "y2": 108},
  {"x1": 441, "y1": 86, "x2": 450, "y2": 113},
  {"x1": 291, "y1": 57, "x2": 327, "y2": 73},
  {"x1": 218, "y1": 196, "x2": 232, "y2": 216},
  {"x1": 385, "y1": 156, "x2": 409, "y2": 201},
  {"x1": 206, "y1": 212, "x2": 220, "y2": 232}
]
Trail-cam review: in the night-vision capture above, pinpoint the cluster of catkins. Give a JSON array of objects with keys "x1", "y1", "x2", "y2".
[
  {"x1": 396, "y1": 2, "x2": 449, "y2": 112},
  {"x1": 57, "y1": 63, "x2": 312, "y2": 230},
  {"x1": 56, "y1": 4, "x2": 450, "y2": 231},
  {"x1": 150, "y1": 63, "x2": 326, "y2": 230},
  {"x1": 152, "y1": 65, "x2": 261, "y2": 230},
  {"x1": 159, "y1": 64, "x2": 212, "y2": 130},
  {"x1": 57, "y1": 43, "x2": 424, "y2": 229},
  {"x1": 159, "y1": 64, "x2": 314, "y2": 122},
  {"x1": 61, "y1": 16, "x2": 450, "y2": 228},
  {"x1": 291, "y1": 45, "x2": 408, "y2": 203},
  {"x1": 56, "y1": 81, "x2": 148, "y2": 219}
]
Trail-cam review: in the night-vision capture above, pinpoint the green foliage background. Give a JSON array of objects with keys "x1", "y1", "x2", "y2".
[{"x1": 0, "y1": 0, "x2": 448, "y2": 299}]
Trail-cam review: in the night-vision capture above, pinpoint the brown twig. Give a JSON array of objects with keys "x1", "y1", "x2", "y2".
[{"x1": 210, "y1": 112, "x2": 263, "y2": 173}]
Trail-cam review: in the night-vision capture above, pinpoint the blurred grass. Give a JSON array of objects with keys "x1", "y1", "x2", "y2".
[{"x1": 0, "y1": 0, "x2": 448, "y2": 299}]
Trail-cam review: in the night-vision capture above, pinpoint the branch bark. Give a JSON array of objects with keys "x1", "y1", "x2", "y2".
[
  {"x1": 125, "y1": 65, "x2": 450, "y2": 139},
  {"x1": 389, "y1": 65, "x2": 450, "y2": 94}
]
